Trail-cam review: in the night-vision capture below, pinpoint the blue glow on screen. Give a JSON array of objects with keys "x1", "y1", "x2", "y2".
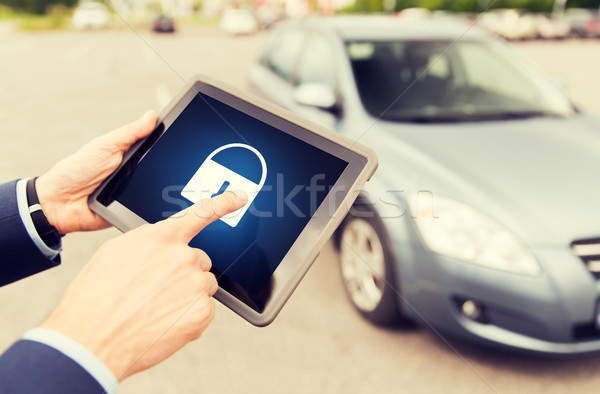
[{"x1": 113, "y1": 93, "x2": 348, "y2": 295}]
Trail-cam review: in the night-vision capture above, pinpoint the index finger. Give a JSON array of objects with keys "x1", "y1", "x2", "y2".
[{"x1": 166, "y1": 190, "x2": 248, "y2": 242}]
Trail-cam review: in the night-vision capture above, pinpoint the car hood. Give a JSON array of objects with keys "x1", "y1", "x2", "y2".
[{"x1": 360, "y1": 114, "x2": 600, "y2": 246}]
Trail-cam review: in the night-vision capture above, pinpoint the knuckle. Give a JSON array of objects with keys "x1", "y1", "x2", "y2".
[
  {"x1": 196, "y1": 271, "x2": 209, "y2": 289},
  {"x1": 154, "y1": 223, "x2": 178, "y2": 241},
  {"x1": 204, "y1": 272, "x2": 217, "y2": 289},
  {"x1": 194, "y1": 205, "x2": 214, "y2": 221},
  {"x1": 187, "y1": 299, "x2": 214, "y2": 340},
  {"x1": 186, "y1": 325, "x2": 202, "y2": 341},
  {"x1": 177, "y1": 246, "x2": 196, "y2": 266},
  {"x1": 197, "y1": 272, "x2": 217, "y2": 293},
  {"x1": 205, "y1": 298, "x2": 216, "y2": 322},
  {"x1": 198, "y1": 297, "x2": 215, "y2": 323},
  {"x1": 223, "y1": 192, "x2": 238, "y2": 211},
  {"x1": 197, "y1": 249, "x2": 212, "y2": 270}
]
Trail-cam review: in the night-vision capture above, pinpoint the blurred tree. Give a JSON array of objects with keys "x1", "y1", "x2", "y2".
[
  {"x1": 393, "y1": 0, "x2": 420, "y2": 9},
  {"x1": 443, "y1": 0, "x2": 480, "y2": 12},
  {"x1": 192, "y1": 0, "x2": 202, "y2": 14},
  {"x1": 566, "y1": 0, "x2": 599, "y2": 8},
  {"x1": 416, "y1": 0, "x2": 441, "y2": 9},
  {"x1": 340, "y1": 0, "x2": 385, "y2": 13},
  {"x1": 489, "y1": 0, "x2": 554, "y2": 12},
  {"x1": 0, "y1": 0, "x2": 77, "y2": 14},
  {"x1": 340, "y1": 0, "x2": 596, "y2": 12}
]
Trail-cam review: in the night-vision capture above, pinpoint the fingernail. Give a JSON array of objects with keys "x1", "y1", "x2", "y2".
[{"x1": 233, "y1": 190, "x2": 248, "y2": 203}]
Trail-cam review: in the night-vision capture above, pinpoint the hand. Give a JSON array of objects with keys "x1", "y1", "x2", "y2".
[
  {"x1": 40, "y1": 191, "x2": 248, "y2": 381},
  {"x1": 36, "y1": 111, "x2": 157, "y2": 235}
]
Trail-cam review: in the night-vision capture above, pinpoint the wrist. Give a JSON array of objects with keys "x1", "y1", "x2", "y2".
[
  {"x1": 26, "y1": 177, "x2": 63, "y2": 247},
  {"x1": 35, "y1": 174, "x2": 65, "y2": 235},
  {"x1": 40, "y1": 314, "x2": 126, "y2": 380},
  {"x1": 22, "y1": 327, "x2": 119, "y2": 393}
]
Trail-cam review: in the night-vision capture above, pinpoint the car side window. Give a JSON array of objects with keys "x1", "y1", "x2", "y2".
[
  {"x1": 295, "y1": 34, "x2": 337, "y2": 89},
  {"x1": 267, "y1": 30, "x2": 307, "y2": 81}
]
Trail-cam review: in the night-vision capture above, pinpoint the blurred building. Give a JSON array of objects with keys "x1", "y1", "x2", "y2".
[
  {"x1": 110, "y1": 0, "x2": 355, "y2": 19},
  {"x1": 255, "y1": 0, "x2": 354, "y2": 17},
  {"x1": 111, "y1": 0, "x2": 196, "y2": 18}
]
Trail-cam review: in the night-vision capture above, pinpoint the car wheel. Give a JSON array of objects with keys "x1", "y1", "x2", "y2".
[{"x1": 338, "y1": 205, "x2": 405, "y2": 326}]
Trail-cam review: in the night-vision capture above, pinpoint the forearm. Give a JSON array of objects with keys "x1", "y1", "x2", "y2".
[
  {"x1": 0, "y1": 334, "x2": 115, "y2": 394},
  {"x1": 0, "y1": 180, "x2": 61, "y2": 287}
]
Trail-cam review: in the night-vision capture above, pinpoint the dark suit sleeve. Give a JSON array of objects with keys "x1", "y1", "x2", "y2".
[
  {"x1": 0, "y1": 180, "x2": 60, "y2": 287},
  {"x1": 0, "y1": 340, "x2": 105, "y2": 393},
  {"x1": 0, "y1": 181, "x2": 107, "y2": 392}
]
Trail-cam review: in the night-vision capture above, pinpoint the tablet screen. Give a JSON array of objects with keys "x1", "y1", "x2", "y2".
[{"x1": 102, "y1": 92, "x2": 348, "y2": 311}]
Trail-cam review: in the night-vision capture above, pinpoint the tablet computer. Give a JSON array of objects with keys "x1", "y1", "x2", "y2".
[{"x1": 89, "y1": 76, "x2": 378, "y2": 326}]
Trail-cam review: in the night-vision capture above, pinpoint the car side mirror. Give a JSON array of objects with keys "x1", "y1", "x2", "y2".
[{"x1": 293, "y1": 83, "x2": 338, "y2": 112}]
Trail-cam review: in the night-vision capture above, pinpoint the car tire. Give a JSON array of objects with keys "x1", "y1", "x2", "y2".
[{"x1": 337, "y1": 204, "x2": 406, "y2": 326}]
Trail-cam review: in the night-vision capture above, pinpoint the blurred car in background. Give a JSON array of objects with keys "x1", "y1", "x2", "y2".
[
  {"x1": 152, "y1": 14, "x2": 175, "y2": 33},
  {"x1": 72, "y1": 1, "x2": 110, "y2": 30},
  {"x1": 397, "y1": 8, "x2": 475, "y2": 28},
  {"x1": 561, "y1": 8, "x2": 600, "y2": 38},
  {"x1": 396, "y1": 7, "x2": 431, "y2": 20},
  {"x1": 479, "y1": 9, "x2": 537, "y2": 40},
  {"x1": 533, "y1": 14, "x2": 570, "y2": 39},
  {"x1": 248, "y1": 16, "x2": 600, "y2": 355},
  {"x1": 220, "y1": 9, "x2": 258, "y2": 35},
  {"x1": 255, "y1": 4, "x2": 284, "y2": 29}
]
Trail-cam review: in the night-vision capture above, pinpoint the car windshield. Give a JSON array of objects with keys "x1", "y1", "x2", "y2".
[{"x1": 346, "y1": 39, "x2": 575, "y2": 122}]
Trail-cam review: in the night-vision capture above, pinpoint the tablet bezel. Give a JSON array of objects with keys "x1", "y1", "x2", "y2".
[{"x1": 89, "y1": 75, "x2": 378, "y2": 326}]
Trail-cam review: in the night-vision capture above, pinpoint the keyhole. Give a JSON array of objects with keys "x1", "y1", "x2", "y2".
[{"x1": 211, "y1": 181, "x2": 231, "y2": 198}]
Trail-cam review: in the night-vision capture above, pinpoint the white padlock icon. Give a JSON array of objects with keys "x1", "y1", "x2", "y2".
[{"x1": 181, "y1": 143, "x2": 267, "y2": 227}]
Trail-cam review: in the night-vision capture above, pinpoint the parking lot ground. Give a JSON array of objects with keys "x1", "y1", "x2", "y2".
[
  {"x1": 512, "y1": 38, "x2": 600, "y2": 116},
  {"x1": 1, "y1": 24, "x2": 600, "y2": 394}
]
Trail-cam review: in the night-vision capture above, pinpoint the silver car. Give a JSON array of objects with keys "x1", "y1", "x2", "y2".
[{"x1": 248, "y1": 16, "x2": 600, "y2": 355}]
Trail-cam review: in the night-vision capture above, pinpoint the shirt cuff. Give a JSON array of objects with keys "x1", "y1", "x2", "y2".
[
  {"x1": 22, "y1": 327, "x2": 118, "y2": 394},
  {"x1": 16, "y1": 178, "x2": 62, "y2": 259}
]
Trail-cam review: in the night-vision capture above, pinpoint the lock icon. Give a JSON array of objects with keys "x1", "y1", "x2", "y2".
[{"x1": 181, "y1": 143, "x2": 267, "y2": 227}]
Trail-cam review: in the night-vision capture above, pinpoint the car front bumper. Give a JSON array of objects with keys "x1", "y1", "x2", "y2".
[{"x1": 395, "y1": 241, "x2": 600, "y2": 355}]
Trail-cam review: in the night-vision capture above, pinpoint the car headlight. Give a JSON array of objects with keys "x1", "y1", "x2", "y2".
[{"x1": 411, "y1": 195, "x2": 541, "y2": 276}]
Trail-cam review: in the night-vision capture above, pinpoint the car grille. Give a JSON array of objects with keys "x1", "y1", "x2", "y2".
[
  {"x1": 572, "y1": 238, "x2": 600, "y2": 279},
  {"x1": 573, "y1": 322, "x2": 600, "y2": 341}
]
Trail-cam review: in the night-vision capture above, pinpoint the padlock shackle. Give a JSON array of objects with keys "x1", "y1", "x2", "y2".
[{"x1": 207, "y1": 143, "x2": 267, "y2": 188}]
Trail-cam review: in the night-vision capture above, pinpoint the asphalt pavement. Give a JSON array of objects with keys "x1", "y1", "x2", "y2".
[{"x1": 1, "y1": 23, "x2": 600, "y2": 394}]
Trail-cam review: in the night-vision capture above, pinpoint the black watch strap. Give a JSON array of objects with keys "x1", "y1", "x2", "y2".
[{"x1": 26, "y1": 177, "x2": 62, "y2": 248}]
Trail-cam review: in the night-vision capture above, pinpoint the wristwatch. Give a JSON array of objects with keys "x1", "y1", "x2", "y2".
[{"x1": 26, "y1": 177, "x2": 62, "y2": 248}]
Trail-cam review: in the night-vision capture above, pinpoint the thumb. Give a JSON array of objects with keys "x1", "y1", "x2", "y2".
[
  {"x1": 101, "y1": 110, "x2": 157, "y2": 152},
  {"x1": 168, "y1": 191, "x2": 248, "y2": 242}
]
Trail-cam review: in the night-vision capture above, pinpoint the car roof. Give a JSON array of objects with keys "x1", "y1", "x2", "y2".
[{"x1": 279, "y1": 15, "x2": 490, "y2": 41}]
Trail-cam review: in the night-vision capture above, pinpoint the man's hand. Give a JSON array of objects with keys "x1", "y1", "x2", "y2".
[
  {"x1": 36, "y1": 111, "x2": 157, "y2": 235},
  {"x1": 40, "y1": 190, "x2": 248, "y2": 381}
]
